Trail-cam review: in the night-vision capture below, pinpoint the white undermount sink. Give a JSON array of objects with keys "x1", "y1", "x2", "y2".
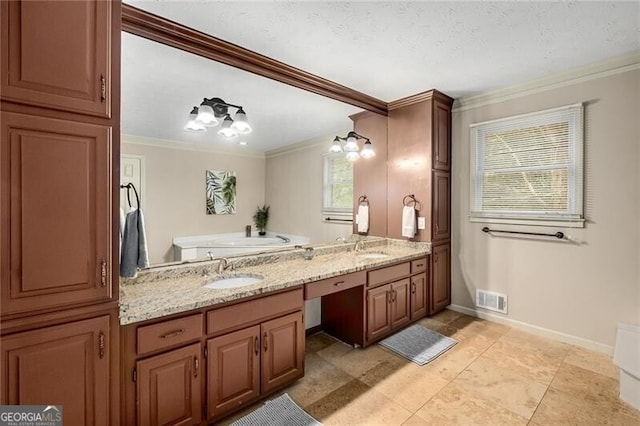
[
  {"x1": 203, "y1": 274, "x2": 263, "y2": 289},
  {"x1": 356, "y1": 252, "x2": 391, "y2": 259}
]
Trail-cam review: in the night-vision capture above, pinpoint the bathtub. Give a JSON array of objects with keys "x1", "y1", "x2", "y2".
[{"x1": 173, "y1": 232, "x2": 309, "y2": 261}]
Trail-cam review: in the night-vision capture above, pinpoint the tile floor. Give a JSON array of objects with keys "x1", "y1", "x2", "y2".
[{"x1": 221, "y1": 310, "x2": 640, "y2": 425}]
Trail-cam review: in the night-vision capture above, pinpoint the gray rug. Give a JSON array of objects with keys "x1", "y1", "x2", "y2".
[
  {"x1": 230, "y1": 393, "x2": 322, "y2": 426},
  {"x1": 379, "y1": 324, "x2": 457, "y2": 365}
]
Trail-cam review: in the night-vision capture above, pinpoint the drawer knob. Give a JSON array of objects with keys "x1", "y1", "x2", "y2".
[
  {"x1": 334, "y1": 281, "x2": 345, "y2": 286},
  {"x1": 415, "y1": 263, "x2": 423, "y2": 268},
  {"x1": 160, "y1": 328, "x2": 185, "y2": 339}
]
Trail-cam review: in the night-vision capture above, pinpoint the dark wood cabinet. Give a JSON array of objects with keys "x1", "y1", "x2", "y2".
[
  {"x1": 432, "y1": 170, "x2": 451, "y2": 242},
  {"x1": 137, "y1": 343, "x2": 202, "y2": 426},
  {"x1": 410, "y1": 272, "x2": 428, "y2": 320},
  {"x1": 390, "y1": 279, "x2": 411, "y2": 329},
  {"x1": 207, "y1": 326, "x2": 260, "y2": 419},
  {"x1": 1, "y1": 315, "x2": 111, "y2": 426},
  {"x1": 432, "y1": 99, "x2": 451, "y2": 171},
  {"x1": 430, "y1": 243, "x2": 451, "y2": 315},
  {"x1": 1, "y1": 112, "x2": 112, "y2": 315},
  {"x1": 261, "y1": 312, "x2": 305, "y2": 393},
  {"x1": 1, "y1": 0, "x2": 112, "y2": 117},
  {"x1": 366, "y1": 284, "x2": 392, "y2": 342}
]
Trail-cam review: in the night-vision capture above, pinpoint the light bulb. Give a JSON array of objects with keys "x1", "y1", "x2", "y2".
[
  {"x1": 230, "y1": 108, "x2": 252, "y2": 134},
  {"x1": 360, "y1": 141, "x2": 375, "y2": 158},
  {"x1": 346, "y1": 151, "x2": 360, "y2": 162},
  {"x1": 184, "y1": 107, "x2": 206, "y2": 131},
  {"x1": 196, "y1": 102, "x2": 218, "y2": 126},
  {"x1": 343, "y1": 138, "x2": 359, "y2": 152},
  {"x1": 329, "y1": 137, "x2": 343, "y2": 153},
  {"x1": 218, "y1": 115, "x2": 238, "y2": 138}
]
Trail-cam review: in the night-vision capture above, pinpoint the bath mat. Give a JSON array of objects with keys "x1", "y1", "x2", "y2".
[
  {"x1": 379, "y1": 324, "x2": 457, "y2": 365},
  {"x1": 229, "y1": 393, "x2": 322, "y2": 426}
]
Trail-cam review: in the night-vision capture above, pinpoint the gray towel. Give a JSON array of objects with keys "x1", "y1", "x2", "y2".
[{"x1": 120, "y1": 209, "x2": 149, "y2": 278}]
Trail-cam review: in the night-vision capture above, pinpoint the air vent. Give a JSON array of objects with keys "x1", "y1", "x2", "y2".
[{"x1": 476, "y1": 289, "x2": 508, "y2": 314}]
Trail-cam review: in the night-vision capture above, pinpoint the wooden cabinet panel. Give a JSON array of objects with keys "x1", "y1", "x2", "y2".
[
  {"x1": 1, "y1": 316, "x2": 110, "y2": 426},
  {"x1": 432, "y1": 171, "x2": 451, "y2": 241},
  {"x1": 137, "y1": 314, "x2": 203, "y2": 356},
  {"x1": 411, "y1": 257, "x2": 427, "y2": 274},
  {"x1": 430, "y1": 243, "x2": 451, "y2": 315},
  {"x1": 368, "y1": 262, "x2": 410, "y2": 287},
  {"x1": 366, "y1": 284, "x2": 391, "y2": 342},
  {"x1": 390, "y1": 279, "x2": 411, "y2": 329},
  {"x1": 137, "y1": 343, "x2": 202, "y2": 426},
  {"x1": 1, "y1": 112, "x2": 112, "y2": 315},
  {"x1": 1, "y1": 0, "x2": 112, "y2": 117},
  {"x1": 432, "y1": 100, "x2": 451, "y2": 171},
  {"x1": 207, "y1": 326, "x2": 260, "y2": 419},
  {"x1": 261, "y1": 311, "x2": 304, "y2": 394},
  {"x1": 410, "y1": 272, "x2": 428, "y2": 320},
  {"x1": 305, "y1": 271, "x2": 366, "y2": 300}
]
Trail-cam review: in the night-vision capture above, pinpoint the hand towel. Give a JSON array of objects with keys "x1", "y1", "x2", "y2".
[
  {"x1": 120, "y1": 209, "x2": 150, "y2": 278},
  {"x1": 119, "y1": 207, "x2": 125, "y2": 256},
  {"x1": 357, "y1": 204, "x2": 369, "y2": 234},
  {"x1": 402, "y1": 206, "x2": 417, "y2": 238}
]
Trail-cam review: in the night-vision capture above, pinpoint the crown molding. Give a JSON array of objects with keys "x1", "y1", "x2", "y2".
[
  {"x1": 265, "y1": 129, "x2": 350, "y2": 158},
  {"x1": 452, "y1": 52, "x2": 640, "y2": 112},
  {"x1": 121, "y1": 133, "x2": 266, "y2": 159},
  {"x1": 388, "y1": 89, "x2": 454, "y2": 111}
]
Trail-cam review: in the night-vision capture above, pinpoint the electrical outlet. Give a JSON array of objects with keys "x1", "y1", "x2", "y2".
[{"x1": 417, "y1": 217, "x2": 426, "y2": 229}]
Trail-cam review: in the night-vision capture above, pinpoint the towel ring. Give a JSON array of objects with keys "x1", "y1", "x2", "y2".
[
  {"x1": 358, "y1": 195, "x2": 369, "y2": 206},
  {"x1": 120, "y1": 183, "x2": 140, "y2": 209},
  {"x1": 403, "y1": 194, "x2": 422, "y2": 210}
]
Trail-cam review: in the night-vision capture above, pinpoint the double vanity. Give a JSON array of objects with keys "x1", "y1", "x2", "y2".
[{"x1": 119, "y1": 237, "x2": 435, "y2": 424}]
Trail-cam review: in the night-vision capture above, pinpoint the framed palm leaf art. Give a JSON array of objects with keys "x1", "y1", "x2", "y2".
[{"x1": 206, "y1": 170, "x2": 236, "y2": 214}]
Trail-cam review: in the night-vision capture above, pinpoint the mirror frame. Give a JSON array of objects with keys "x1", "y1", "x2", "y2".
[{"x1": 121, "y1": 3, "x2": 388, "y2": 116}]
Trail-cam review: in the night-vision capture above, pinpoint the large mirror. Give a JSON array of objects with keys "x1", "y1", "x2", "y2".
[{"x1": 121, "y1": 30, "x2": 366, "y2": 266}]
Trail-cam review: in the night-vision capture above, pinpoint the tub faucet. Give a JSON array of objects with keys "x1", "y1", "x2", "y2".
[
  {"x1": 336, "y1": 236, "x2": 346, "y2": 243},
  {"x1": 217, "y1": 258, "x2": 229, "y2": 274},
  {"x1": 207, "y1": 251, "x2": 214, "y2": 260},
  {"x1": 276, "y1": 235, "x2": 290, "y2": 243},
  {"x1": 245, "y1": 225, "x2": 251, "y2": 237}
]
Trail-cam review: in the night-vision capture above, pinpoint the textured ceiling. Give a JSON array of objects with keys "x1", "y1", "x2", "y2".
[{"x1": 122, "y1": 0, "x2": 640, "y2": 152}]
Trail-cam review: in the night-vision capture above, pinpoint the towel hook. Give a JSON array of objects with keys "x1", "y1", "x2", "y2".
[{"x1": 403, "y1": 194, "x2": 421, "y2": 210}]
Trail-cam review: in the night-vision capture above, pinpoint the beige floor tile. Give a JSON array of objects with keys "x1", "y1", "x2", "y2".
[
  {"x1": 448, "y1": 316, "x2": 511, "y2": 340},
  {"x1": 305, "y1": 379, "x2": 413, "y2": 426},
  {"x1": 421, "y1": 336, "x2": 489, "y2": 381},
  {"x1": 500, "y1": 328, "x2": 571, "y2": 359},
  {"x1": 415, "y1": 382, "x2": 528, "y2": 425},
  {"x1": 306, "y1": 332, "x2": 340, "y2": 354},
  {"x1": 479, "y1": 339, "x2": 564, "y2": 385},
  {"x1": 286, "y1": 353, "x2": 353, "y2": 408},
  {"x1": 317, "y1": 341, "x2": 395, "y2": 378},
  {"x1": 415, "y1": 316, "x2": 448, "y2": 331},
  {"x1": 453, "y1": 357, "x2": 547, "y2": 419},
  {"x1": 401, "y1": 414, "x2": 430, "y2": 425},
  {"x1": 358, "y1": 356, "x2": 450, "y2": 411},
  {"x1": 564, "y1": 345, "x2": 618, "y2": 379},
  {"x1": 430, "y1": 309, "x2": 465, "y2": 324},
  {"x1": 550, "y1": 362, "x2": 619, "y2": 401},
  {"x1": 531, "y1": 387, "x2": 640, "y2": 425}
]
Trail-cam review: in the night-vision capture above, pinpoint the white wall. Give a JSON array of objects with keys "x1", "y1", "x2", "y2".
[
  {"x1": 122, "y1": 137, "x2": 266, "y2": 264},
  {"x1": 451, "y1": 69, "x2": 640, "y2": 351},
  {"x1": 265, "y1": 133, "x2": 353, "y2": 245}
]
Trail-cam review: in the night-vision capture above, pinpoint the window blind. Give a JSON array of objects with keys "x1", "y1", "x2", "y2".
[{"x1": 470, "y1": 104, "x2": 584, "y2": 223}]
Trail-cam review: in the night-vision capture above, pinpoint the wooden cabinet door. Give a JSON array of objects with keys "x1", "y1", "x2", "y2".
[
  {"x1": 1, "y1": 0, "x2": 112, "y2": 117},
  {"x1": 410, "y1": 272, "x2": 428, "y2": 320},
  {"x1": 430, "y1": 243, "x2": 451, "y2": 314},
  {"x1": 1, "y1": 112, "x2": 112, "y2": 315},
  {"x1": 207, "y1": 326, "x2": 260, "y2": 420},
  {"x1": 366, "y1": 284, "x2": 391, "y2": 342},
  {"x1": 390, "y1": 279, "x2": 410, "y2": 329},
  {"x1": 432, "y1": 171, "x2": 451, "y2": 241},
  {"x1": 261, "y1": 311, "x2": 304, "y2": 394},
  {"x1": 137, "y1": 343, "x2": 202, "y2": 426},
  {"x1": 1, "y1": 316, "x2": 110, "y2": 425},
  {"x1": 432, "y1": 99, "x2": 451, "y2": 171}
]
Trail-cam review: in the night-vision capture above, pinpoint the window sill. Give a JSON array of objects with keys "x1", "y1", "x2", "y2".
[{"x1": 469, "y1": 216, "x2": 585, "y2": 228}]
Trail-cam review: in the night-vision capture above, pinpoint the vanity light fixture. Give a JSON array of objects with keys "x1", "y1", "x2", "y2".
[
  {"x1": 184, "y1": 97, "x2": 252, "y2": 138},
  {"x1": 329, "y1": 131, "x2": 375, "y2": 161}
]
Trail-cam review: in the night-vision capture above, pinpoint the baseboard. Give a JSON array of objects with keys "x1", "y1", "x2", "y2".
[
  {"x1": 447, "y1": 304, "x2": 614, "y2": 355},
  {"x1": 305, "y1": 324, "x2": 323, "y2": 337}
]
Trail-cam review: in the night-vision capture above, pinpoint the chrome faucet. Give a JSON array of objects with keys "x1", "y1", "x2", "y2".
[
  {"x1": 336, "y1": 236, "x2": 346, "y2": 243},
  {"x1": 354, "y1": 239, "x2": 365, "y2": 252},
  {"x1": 207, "y1": 251, "x2": 214, "y2": 260},
  {"x1": 217, "y1": 258, "x2": 229, "y2": 274},
  {"x1": 275, "y1": 235, "x2": 290, "y2": 243}
]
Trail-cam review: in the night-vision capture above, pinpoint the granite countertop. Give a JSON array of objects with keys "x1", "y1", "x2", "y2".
[{"x1": 119, "y1": 238, "x2": 431, "y2": 325}]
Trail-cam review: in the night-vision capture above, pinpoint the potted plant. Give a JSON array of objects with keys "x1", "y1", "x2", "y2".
[{"x1": 253, "y1": 205, "x2": 270, "y2": 236}]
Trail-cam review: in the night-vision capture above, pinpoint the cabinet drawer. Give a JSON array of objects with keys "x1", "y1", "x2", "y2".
[
  {"x1": 304, "y1": 271, "x2": 366, "y2": 300},
  {"x1": 411, "y1": 257, "x2": 428, "y2": 274},
  {"x1": 207, "y1": 288, "x2": 303, "y2": 335},
  {"x1": 137, "y1": 314, "x2": 203, "y2": 355},
  {"x1": 368, "y1": 262, "x2": 410, "y2": 287}
]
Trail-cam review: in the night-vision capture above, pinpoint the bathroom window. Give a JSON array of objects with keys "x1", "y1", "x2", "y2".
[
  {"x1": 470, "y1": 103, "x2": 584, "y2": 227},
  {"x1": 322, "y1": 153, "x2": 353, "y2": 217}
]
